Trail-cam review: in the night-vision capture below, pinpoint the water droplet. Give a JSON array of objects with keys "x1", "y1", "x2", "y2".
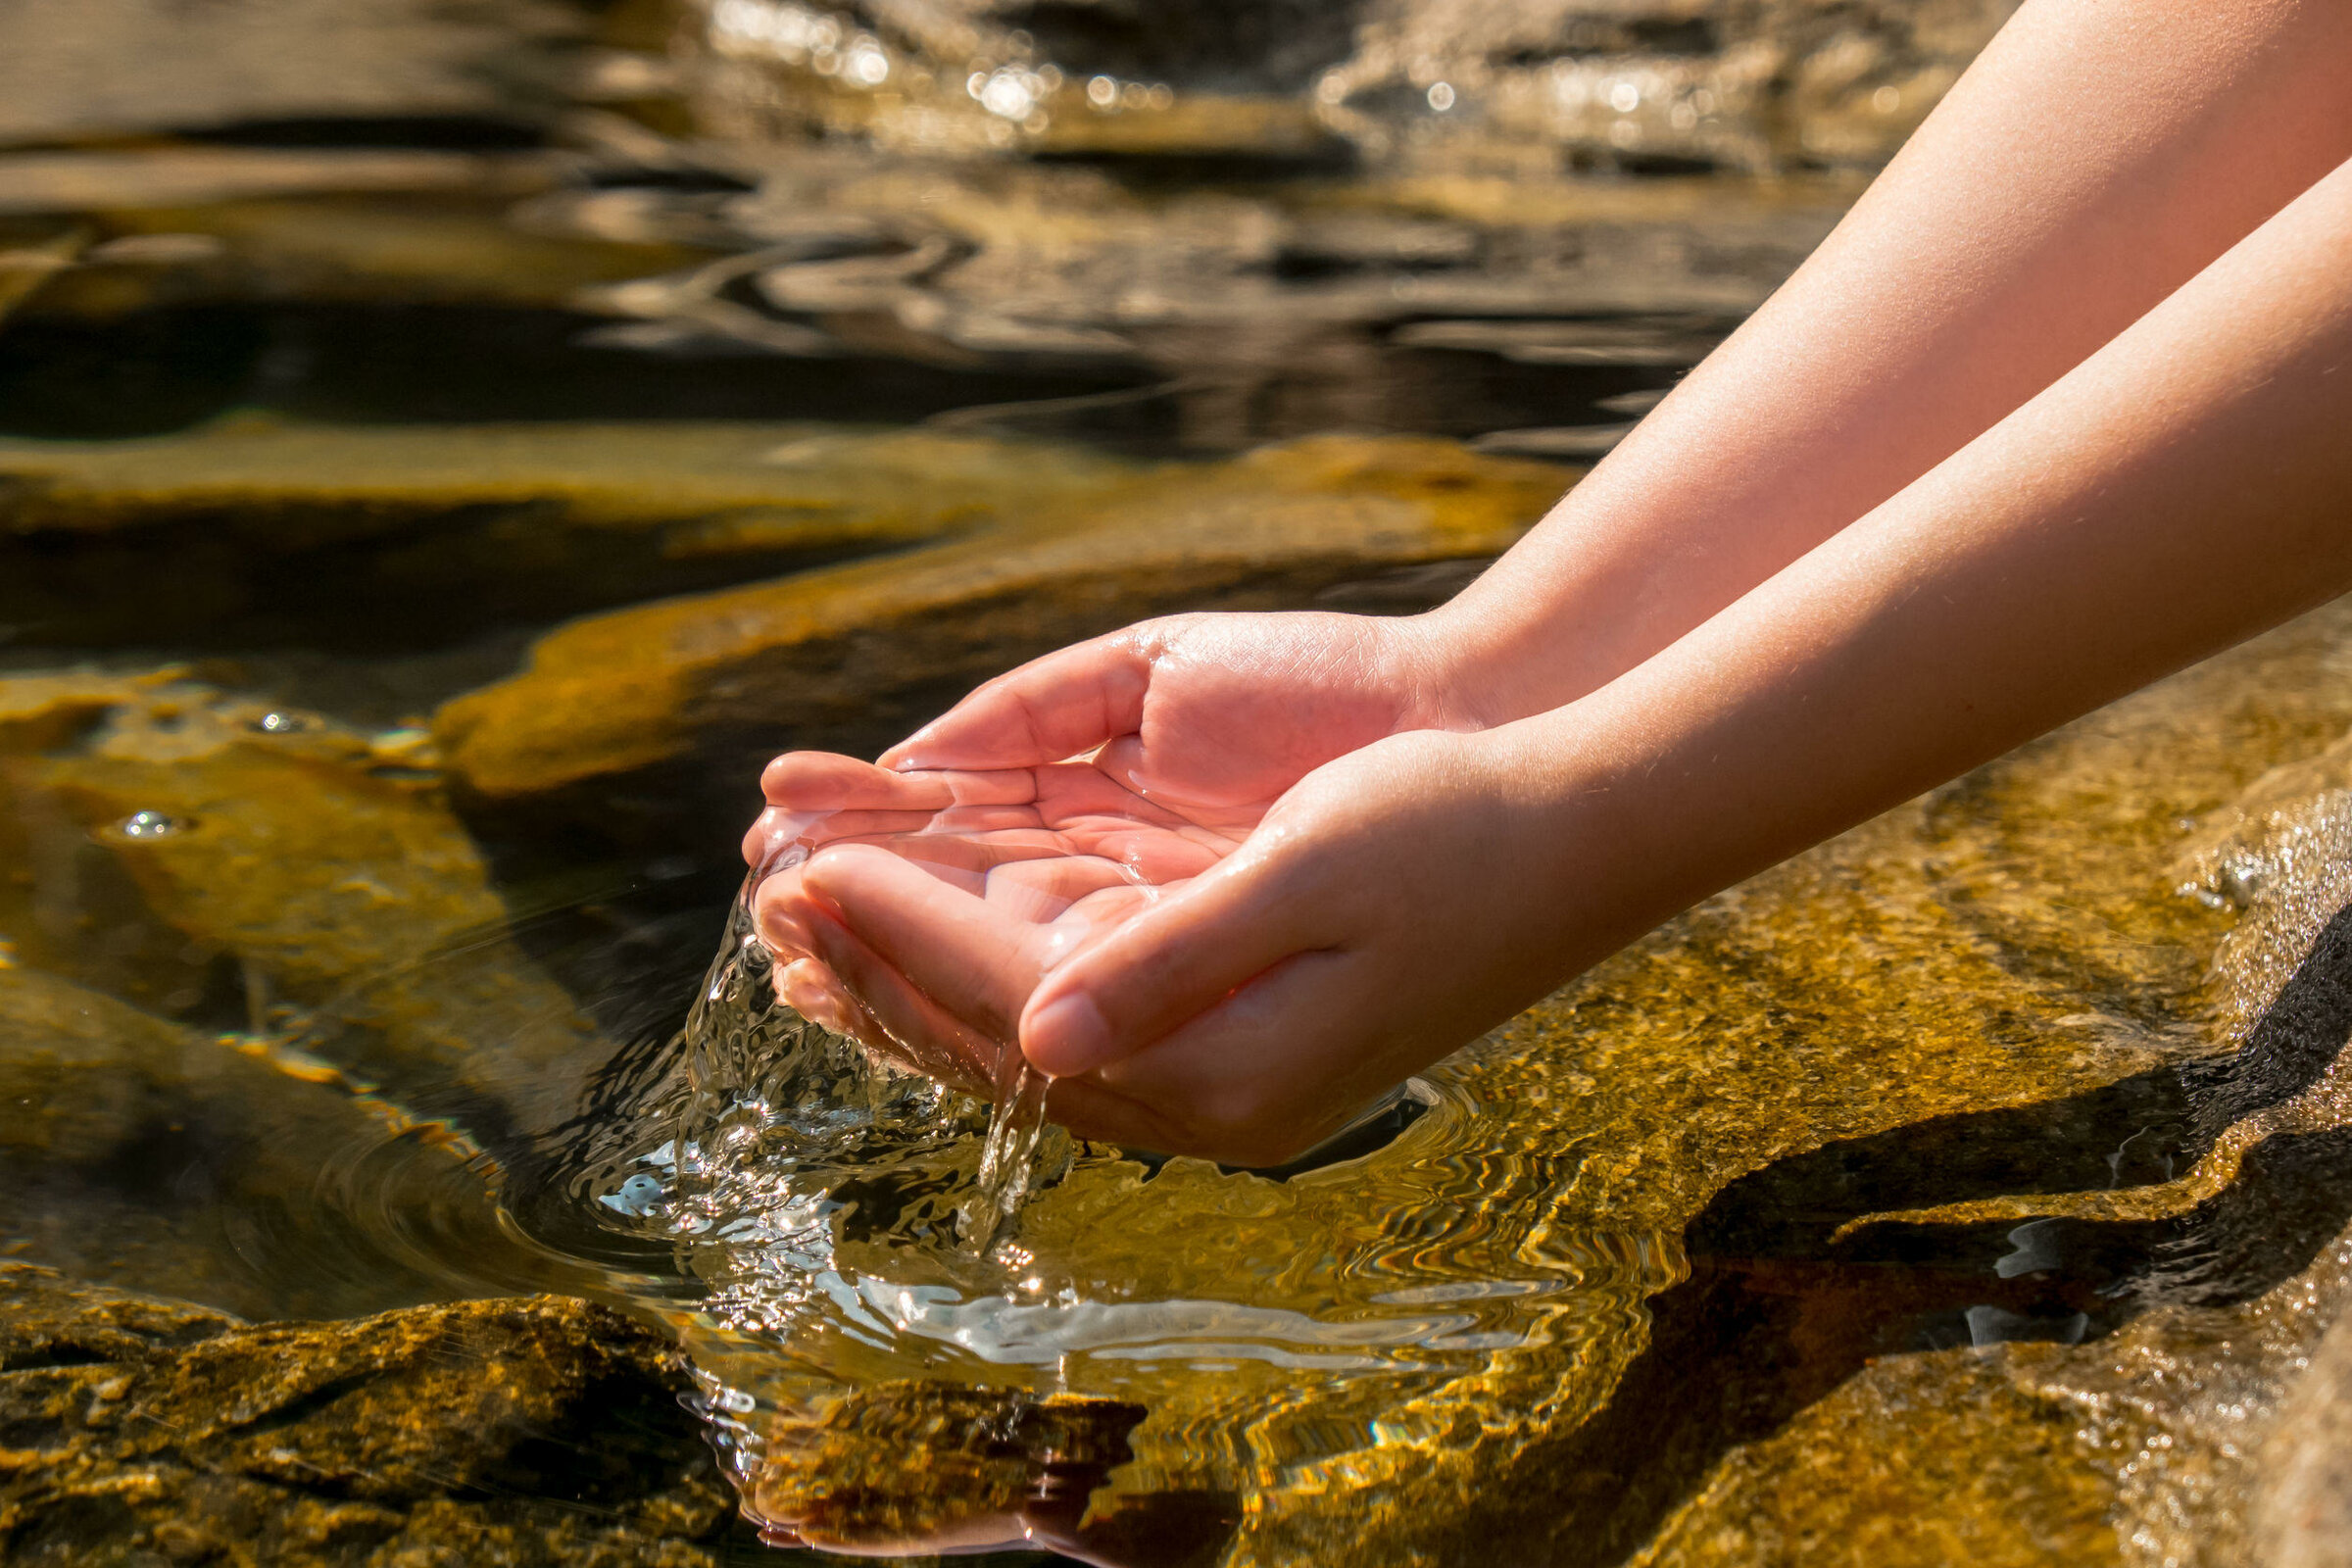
[{"x1": 1426, "y1": 81, "x2": 1455, "y2": 112}]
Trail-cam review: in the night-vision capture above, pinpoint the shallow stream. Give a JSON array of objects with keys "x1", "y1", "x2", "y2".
[{"x1": 4, "y1": 3, "x2": 2352, "y2": 1565}]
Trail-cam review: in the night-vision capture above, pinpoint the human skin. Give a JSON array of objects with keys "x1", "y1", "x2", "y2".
[
  {"x1": 753, "y1": 1, "x2": 2352, "y2": 1163},
  {"x1": 879, "y1": 0, "x2": 2352, "y2": 771},
  {"x1": 763, "y1": 152, "x2": 2352, "y2": 1165}
]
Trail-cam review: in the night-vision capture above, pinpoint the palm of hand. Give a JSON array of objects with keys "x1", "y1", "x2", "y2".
[{"x1": 747, "y1": 751, "x2": 1250, "y2": 1094}]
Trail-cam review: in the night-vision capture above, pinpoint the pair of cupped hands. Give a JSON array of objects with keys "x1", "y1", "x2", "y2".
[{"x1": 747, "y1": 611, "x2": 1569, "y2": 1167}]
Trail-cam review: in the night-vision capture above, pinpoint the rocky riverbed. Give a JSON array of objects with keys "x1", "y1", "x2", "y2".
[{"x1": 9, "y1": 2, "x2": 2352, "y2": 1566}]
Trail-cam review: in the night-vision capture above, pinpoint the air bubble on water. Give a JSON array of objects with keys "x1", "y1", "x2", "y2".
[
  {"x1": 250, "y1": 711, "x2": 309, "y2": 734},
  {"x1": 116, "y1": 810, "x2": 189, "y2": 840},
  {"x1": 601, "y1": 1173, "x2": 665, "y2": 1217}
]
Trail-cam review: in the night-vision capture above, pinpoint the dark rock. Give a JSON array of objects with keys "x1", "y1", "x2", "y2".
[{"x1": 0, "y1": 1265, "x2": 739, "y2": 1567}]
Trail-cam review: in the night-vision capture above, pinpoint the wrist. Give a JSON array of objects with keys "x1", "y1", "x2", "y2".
[{"x1": 1404, "y1": 586, "x2": 1615, "y2": 732}]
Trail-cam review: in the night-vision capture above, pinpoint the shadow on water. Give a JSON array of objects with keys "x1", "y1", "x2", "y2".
[{"x1": 1482, "y1": 899, "x2": 2352, "y2": 1566}]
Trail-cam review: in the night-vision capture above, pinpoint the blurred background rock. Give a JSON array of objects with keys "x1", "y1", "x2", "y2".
[
  {"x1": 0, "y1": 0, "x2": 2014, "y2": 461},
  {"x1": 0, "y1": 0, "x2": 2015, "y2": 172}
]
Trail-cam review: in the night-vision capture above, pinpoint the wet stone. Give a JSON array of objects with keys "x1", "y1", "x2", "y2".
[
  {"x1": 742, "y1": 1381, "x2": 1158, "y2": 1548},
  {"x1": 0, "y1": 422, "x2": 1129, "y2": 658},
  {"x1": 0, "y1": 0, "x2": 589, "y2": 145},
  {"x1": 0, "y1": 1264, "x2": 740, "y2": 1567},
  {"x1": 0, "y1": 672, "x2": 608, "y2": 1140},
  {"x1": 435, "y1": 432, "x2": 1574, "y2": 835}
]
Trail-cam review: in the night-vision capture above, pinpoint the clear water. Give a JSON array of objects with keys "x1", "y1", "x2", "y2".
[
  {"x1": 544, "y1": 832, "x2": 1668, "y2": 1557},
  {"x1": 11, "y1": 2, "x2": 2352, "y2": 1564}
]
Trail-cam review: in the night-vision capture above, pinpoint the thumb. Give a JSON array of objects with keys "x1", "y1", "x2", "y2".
[
  {"x1": 881, "y1": 629, "x2": 1155, "y2": 770},
  {"x1": 1017, "y1": 848, "x2": 1325, "y2": 1077}
]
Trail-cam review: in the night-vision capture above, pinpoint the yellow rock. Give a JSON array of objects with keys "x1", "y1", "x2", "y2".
[
  {"x1": 0, "y1": 419, "x2": 1134, "y2": 652},
  {"x1": 0, "y1": 672, "x2": 603, "y2": 1134},
  {"x1": 435, "y1": 433, "x2": 1575, "y2": 800}
]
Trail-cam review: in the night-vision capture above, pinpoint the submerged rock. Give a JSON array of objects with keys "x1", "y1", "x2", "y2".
[
  {"x1": 0, "y1": 1264, "x2": 738, "y2": 1566},
  {"x1": 0, "y1": 965, "x2": 510, "y2": 1321},
  {"x1": 0, "y1": 0, "x2": 588, "y2": 145},
  {"x1": 0, "y1": 422, "x2": 1127, "y2": 655},
  {"x1": 435, "y1": 433, "x2": 1572, "y2": 823},
  {"x1": 0, "y1": 672, "x2": 606, "y2": 1138}
]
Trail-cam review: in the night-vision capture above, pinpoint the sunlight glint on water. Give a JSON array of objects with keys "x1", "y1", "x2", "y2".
[{"x1": 564, "y1": 869, "x2": 1679, "y2": 1554}]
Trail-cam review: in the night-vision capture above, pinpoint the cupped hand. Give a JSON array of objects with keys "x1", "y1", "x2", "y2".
[
  {"x1": 742, "y1": 610, "x2": 1588, "y2": 1165},
  {"x1": 754, "y1": 725, "x2": 1601, "y2": 1167},
  {"x1": 878, "y1": 610, "x2": 1473, "y2": 817},
  {"x1": 744, "y1": 749, "x2": 1243, "y2": 1114}
]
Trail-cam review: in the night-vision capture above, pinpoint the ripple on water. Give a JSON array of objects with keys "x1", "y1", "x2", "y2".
[{"x1": 532, "y1": 872, "x2": 1681, "y2": 1559}]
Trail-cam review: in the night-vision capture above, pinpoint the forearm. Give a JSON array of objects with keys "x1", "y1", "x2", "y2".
[
  {"x1": 1506, "y1": 152, "x2": 2352, "y2": 977},
  {"x1": 1426, "y1": 0, "x2": 2352, "y2": 725}
]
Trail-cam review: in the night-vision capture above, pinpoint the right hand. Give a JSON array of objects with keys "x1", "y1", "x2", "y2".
[{"x1": 876, "y1": 610, "x2": 1477, "y2": 823}]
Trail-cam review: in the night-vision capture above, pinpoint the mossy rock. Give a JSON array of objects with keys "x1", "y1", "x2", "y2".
[
  {"x1": 0, "y1": 422, "x2": 1136, "y2": 653},
  {"x1": 0, "y1": 1265, "x2": 740, "y2": 1566}
]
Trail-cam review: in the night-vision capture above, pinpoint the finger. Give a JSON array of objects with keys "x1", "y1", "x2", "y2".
[
  {"x1": 773, "y1": 956, "x2": 863, "y2": 1038},
  {"x1": 802, "y1": 909, "x2": 1003, "y2": 1096},
  {"x1": 761, "y1": 752, "x2": 1038, "y2": 809},
  {"x1": 1088, "y1": 947, "x2": 1404, "y2": 1167},
  {"x1": 752, "y1": 865, "x2": 825, "y2": 958},
  {"x1": 762, "y1": 752, "x2": 955, "y2": 809},
  {"x1": 880, "y1": 629, "x2": 1158, "y2": 770},
  {"x1": 803, "y1": 844, "x2": 1053, "y2": 1045},
  {"x1": 1015, "y1": 849, "x2": 1324, "y2": 1078}
]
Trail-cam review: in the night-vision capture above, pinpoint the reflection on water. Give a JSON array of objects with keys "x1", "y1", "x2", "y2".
[{"x1": 8, "y1": 1, "x2": 2352, "y2": 1564}]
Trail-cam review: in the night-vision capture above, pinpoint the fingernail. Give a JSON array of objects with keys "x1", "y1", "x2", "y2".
[{"x1": 1023, "y1": 992, "x2": 1117, "y2": 1075}]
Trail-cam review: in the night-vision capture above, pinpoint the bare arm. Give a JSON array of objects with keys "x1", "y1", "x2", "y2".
[
  {"x1": 1007, "y1": 151, "x2": 2352, "y2": 1163},
  {"x1": 1438, "y1": 0, "x2": 2352, "y2": 722}
]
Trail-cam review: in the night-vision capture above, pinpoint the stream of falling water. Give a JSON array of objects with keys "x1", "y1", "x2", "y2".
[{"x1": 665, "y1": 873, "x2": 1062, "y2": 1260}]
